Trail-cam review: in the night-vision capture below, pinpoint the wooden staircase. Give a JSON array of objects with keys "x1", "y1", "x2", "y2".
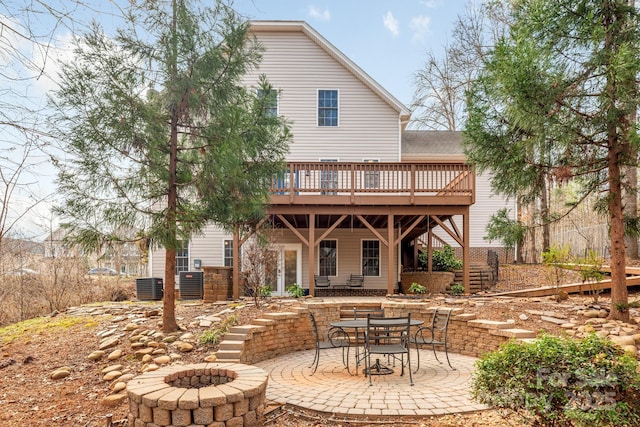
[{"x1": 454, "y1": 265, "x2": 498, "y2": 293}]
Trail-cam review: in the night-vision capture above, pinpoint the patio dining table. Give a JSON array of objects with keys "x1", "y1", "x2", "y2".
[{"x1": 330, "y1": 317, "x2": 423, "y2": 375}]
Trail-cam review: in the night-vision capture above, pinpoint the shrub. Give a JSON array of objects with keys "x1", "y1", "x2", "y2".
[
  {"x1": 419, "y1": 245, "x2": 462, "y2": 272},
  {"x1": 286, "y1": 283, "x2": 305, "y2": 298},
  {"x1": 471, "y1": 333, "x2": 640, "y2": 426},
  {"x1": 408, "y1": 282, "x2": 426, "y2": 294},
  {"x1": 449, "y1": 283, "x2": 464, "y2": 296}
]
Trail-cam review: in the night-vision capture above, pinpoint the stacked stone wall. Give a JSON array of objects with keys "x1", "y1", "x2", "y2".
[{"x1": 214, "y1": 300, "x2": 536, "y2": 365}]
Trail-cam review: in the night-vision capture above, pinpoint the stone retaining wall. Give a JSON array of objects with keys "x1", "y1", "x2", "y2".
[
  {"x1": 126, "y1": 363, "x2": 268, "y2": 427},
  {"x1": 400, "y1": 272, "x2": 455, "y2": 294},
  {"x1": 214, "y1": 300, "x2": 537, "y2": 365}
]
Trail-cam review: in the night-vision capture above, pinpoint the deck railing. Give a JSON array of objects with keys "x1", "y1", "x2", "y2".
[{"x1": 270, "y1": 162, "x2": 475, "y2": 204}]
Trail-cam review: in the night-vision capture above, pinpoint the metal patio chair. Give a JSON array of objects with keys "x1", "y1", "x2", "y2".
[
  {"x1": 363, "y1": 313, "x2": 413, "y2": 386},
  {"x1": 308, "y1": 312, "x2": 351, "y2": 375},
  {"x1": 314, "y1": 275, "x2": 331, "y2": 288},
  {"x1": 347, "y1": 274, "x2": 364, "y2": 288},
  {"x1": 411, "y1": 308, "x2": 455, "y2": 372}
]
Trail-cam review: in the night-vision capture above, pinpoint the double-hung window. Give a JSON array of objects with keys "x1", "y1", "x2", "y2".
[
  {"x1": 363, "y1": 159, "x2": 379, "y2": 189},
  {"x1": 319, "y1": 240, "x2": 337, "y2": 276},
  {"x1": 224, "y1": 240, "x2": 233, "y2": 267},
  {"x1": 318, "y1": 89, "x2": 338, "y2": 126},
  {"x1": 257, "y1": 88, "x2": 278, "y2": 117},
  {"x1": 175, "y1": 240, "x2": 189, "y2": 275},
  {"x1": 320, "y1": 158, "x2": 338, "y2": 195},
  {"x1": 362, "y1": 240, "x2": 380, "y2": 277}
]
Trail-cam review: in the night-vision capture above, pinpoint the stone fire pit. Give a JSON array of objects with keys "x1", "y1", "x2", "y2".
[{"x1": 126, "y1": 363, "x2": 268, "y2": 427}]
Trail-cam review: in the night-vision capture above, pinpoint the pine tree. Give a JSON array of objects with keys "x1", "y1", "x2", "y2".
[{"x1": 50, "y1": 0, "x2": 291, "y2": 331}]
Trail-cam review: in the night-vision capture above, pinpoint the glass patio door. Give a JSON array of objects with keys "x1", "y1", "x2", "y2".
[{"x1": 266, "y1": 244, "x2": 302, "y2": 296}]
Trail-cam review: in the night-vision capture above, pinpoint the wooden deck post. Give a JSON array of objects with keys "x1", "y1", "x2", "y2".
[
  {"x1": 388, "y1": 214, "x2": 395, "y2": 295},
  {"x1": 463, "y1": 207, "x2": 470, "y2": 294},
  {"x1": 309, "y1": 213, "x2": 316, "y2": 296}
]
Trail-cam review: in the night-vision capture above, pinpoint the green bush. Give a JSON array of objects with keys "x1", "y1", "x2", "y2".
[
  {"x1": 286, "y1": 283, "x2": 305, "y2": 298},
  {"x1": 431, "y1": 245, "x2": 462, "y2": 272},
  {"x1": 408, "y1": 282, "x2": 426, "y2": 294},
  {"x1": 419, "y1": 244, "x2": 463, "y2": 271},
  {"x1": 471, "y1": 333, "x2": 640, "y2": 426},
  {"x1": 449, "y1": 283, "x2": 464, "y2": 296}
]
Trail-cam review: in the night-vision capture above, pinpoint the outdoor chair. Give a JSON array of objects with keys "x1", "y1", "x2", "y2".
[
  {"x1": 347, "y1": 274, "x2": 364, "y2": 288},
  {"x1": 411, "y1": 308, "x2": 455, "y2": 372},
  {"x1": 314, "y1": 275, "x2": 331, "y2": 288},
  {"x1": 308, "y1": 312, "x2": 351, "y2": 375},
  {"x1": 363, "y1": 313, "x2": 413, "y2": 386}
]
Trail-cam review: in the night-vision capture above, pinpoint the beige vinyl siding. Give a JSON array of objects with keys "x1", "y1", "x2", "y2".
[
  {"x1": 245, "y1": 31, "x2": 401, "y2": 162},
  {"x1": 276, "y1": 228, "x2": 395, "y2": 290},
  {"x1": 149, "y1": 225, "x2": 232, "y2": 278},
  {"x1": 434, "y1": 170, "x2": 514, "y2": 249}
]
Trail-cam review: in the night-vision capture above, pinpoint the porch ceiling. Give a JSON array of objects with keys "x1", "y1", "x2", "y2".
[{"x1": 268, "y1": 212, "x2": 453, "y2": 242}]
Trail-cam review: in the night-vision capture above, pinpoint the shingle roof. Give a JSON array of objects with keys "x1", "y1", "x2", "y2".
[{"x1": 401, "y1": 130, "x2": 465, "y2": 160}]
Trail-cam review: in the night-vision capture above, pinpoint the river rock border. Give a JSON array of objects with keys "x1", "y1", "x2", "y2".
[{"x1": 126, "y1": 362, "x2": 268, "y2": 427}]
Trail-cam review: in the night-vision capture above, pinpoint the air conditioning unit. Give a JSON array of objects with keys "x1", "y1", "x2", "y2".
[
  {"x1": 135, "y1": 278, "x2": 164, "y2": 301},
  {"x1": 179, "y1": 271, "x2": 203, "y2": 300}
]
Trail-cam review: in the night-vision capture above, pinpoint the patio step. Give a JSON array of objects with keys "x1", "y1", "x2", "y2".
[
  {"x1": 218, "y1": 340, "x2": 244, "y2": 351},
  {"x1": 215, "y1": 349, "x2": 241, "y2": 362}
]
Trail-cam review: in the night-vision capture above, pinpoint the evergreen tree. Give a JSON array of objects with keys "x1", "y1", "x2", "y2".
[
  {"x1": 49, "y1": 0, "x2": 291, "y2": 331},
  {"x1": 465, "y1": 0, "x2": 640, "y2": 320}
]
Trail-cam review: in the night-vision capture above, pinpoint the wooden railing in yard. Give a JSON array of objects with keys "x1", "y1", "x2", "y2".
[{"x1": 270, "y1": 162, "x2": 475, "y2": 205}]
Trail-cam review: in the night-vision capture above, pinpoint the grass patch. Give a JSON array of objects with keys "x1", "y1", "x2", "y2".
[
  {"x1": 0, "y1": 316, "x2": 101, "y2": 344},
  {"x1": 200, "y1": 315, "x2": 239, "y2": 346}
]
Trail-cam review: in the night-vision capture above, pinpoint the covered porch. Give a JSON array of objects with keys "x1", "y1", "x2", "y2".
[{"x1": 231, "y1": 161, "x2": 475, "y2": 298}]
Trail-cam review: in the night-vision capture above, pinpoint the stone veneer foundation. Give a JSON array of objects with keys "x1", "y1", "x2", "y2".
[{"x1": 126, "y1": 363, "x2": 268, "y2": 427}]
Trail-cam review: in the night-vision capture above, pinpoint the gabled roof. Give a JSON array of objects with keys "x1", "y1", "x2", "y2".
[
  {"x1": 249, "y1": 21, "x2": 411, "y2": 125},
  {"x1": 401, "y1": 130, "x2": 465, "y2": 161}
]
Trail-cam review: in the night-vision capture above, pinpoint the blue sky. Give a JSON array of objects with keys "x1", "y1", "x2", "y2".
[{"x1": 232, "y1": 0, "x2": 467, "y2": 106}]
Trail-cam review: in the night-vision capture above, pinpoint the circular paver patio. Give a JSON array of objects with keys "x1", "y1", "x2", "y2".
[{"x1": 255, "y1": 347, "x2": 486, "y2": 418}]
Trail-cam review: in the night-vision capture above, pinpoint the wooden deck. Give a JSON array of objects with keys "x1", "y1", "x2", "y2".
[{"x1": 270, "y1": 161, "x2": 475, "y2": 206}]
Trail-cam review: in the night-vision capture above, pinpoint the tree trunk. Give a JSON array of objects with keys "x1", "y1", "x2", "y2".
[
  {"x1": 608, "y1": 151, "x2": 629, "y2": 321},
  {"x1": 161, "y1": 0, "x2": 180, "y2": 333},
  {"x1": 540, "y1": 176, "x2": 550, "y2": 253}
]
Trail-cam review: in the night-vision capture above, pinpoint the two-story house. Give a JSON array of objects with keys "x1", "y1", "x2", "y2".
[{"x1": 149, "y1": 21, "x2": 514, "y2": 298}]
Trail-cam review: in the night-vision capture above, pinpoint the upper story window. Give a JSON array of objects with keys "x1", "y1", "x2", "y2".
[
  {"x1": 318, "y1": 89, "x2": 338, "y2": 126},
  {"x1": 257, "y1": 88, "x2": 278, "y2": 117}
]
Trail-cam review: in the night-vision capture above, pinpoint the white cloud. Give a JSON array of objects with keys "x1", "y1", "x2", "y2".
[
  {"x1": 420, "y1": 0, "x2": 442, "y2": 8},
  {"x1": 308, "y1": 6, "x2": 330, "y2": 21},
  {"x1": 410, "y1": 15, "x2": 431, "y2": 43},
  {"x1": 383, "y1": 11, "x2": 399, "y2": 37}
]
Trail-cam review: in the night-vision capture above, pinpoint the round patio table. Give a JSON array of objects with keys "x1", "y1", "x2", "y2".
[{"x1": 330, "y1": 318, "x2": 423, "y2": 375}]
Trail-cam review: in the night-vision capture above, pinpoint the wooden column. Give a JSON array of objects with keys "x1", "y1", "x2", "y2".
[
  {"x1": 308, "y1": 213, "x2": 316, "y2": 296},
  {"x1": 387, "y1": 214, "x2": 395, "y2": 295},
  {"x1": 463, "y1": 207, "x2": 470, "y2": 294},
  {"x1": 427, "y1": 223, "x2": 433, "y2": 272}
]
